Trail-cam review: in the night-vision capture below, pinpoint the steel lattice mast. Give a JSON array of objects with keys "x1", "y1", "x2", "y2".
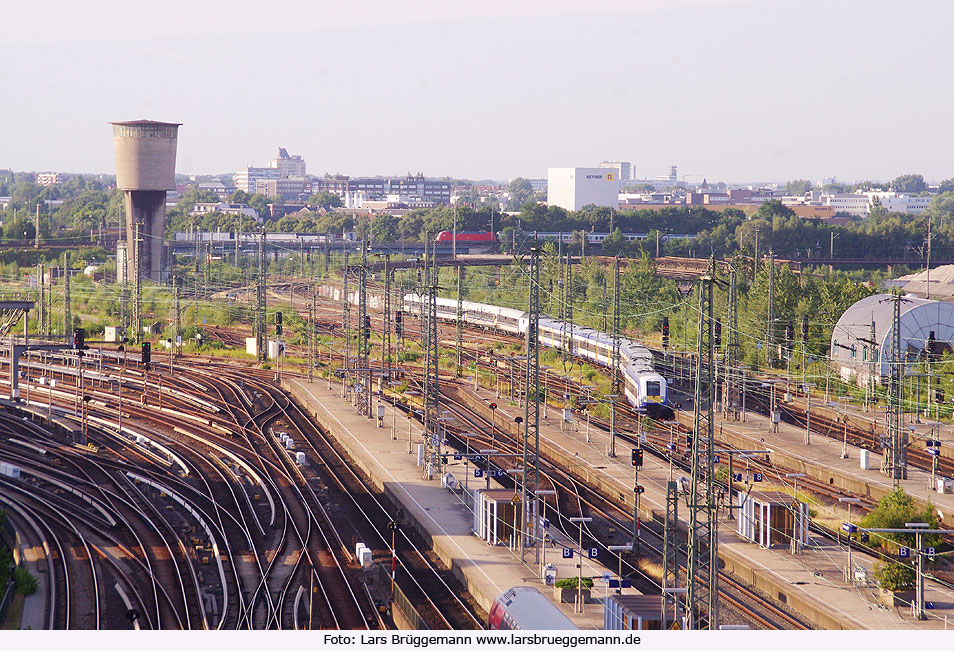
[
  {"x1": 358, "y1": 235, "x2": 369, "y2": 415},
  {"x1": 724, "y1": 269, "x2": 740, "y2": 420},
  {"x1": 522, "y1": 247, "x2": 541, "y2": 561},
  {"x1": 456, "y1": 264, "x2": 463, "y2": 377},
  {"x1": 685, "y1": 261, "x2": 719, "y2": 630},
  {"x1": 384, "y1": 255, "x2": 392, "y2": 381},
  {"x1": 342, "y1": 250, "x2": 351, "y2": 398},
  {"x1": 255, "y1": 227, "x2": 266, "y2": 362},
  {"x1": 423, "y1": 241, "x2": 440, "y2": 480},
  {"x1": 884, "y1": 291, "x2": 908, "y2": 485}
]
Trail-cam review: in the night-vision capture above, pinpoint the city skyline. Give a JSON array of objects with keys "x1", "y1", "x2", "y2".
[{"x1": 2, "y1": 0, "x2": 952, "y2": 183}]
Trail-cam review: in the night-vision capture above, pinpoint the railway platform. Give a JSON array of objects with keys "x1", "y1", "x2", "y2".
[
  {"x1": 455, "y1": 382, "x2": 954, "y2": 630},
  {"x1": 282, "y1": 376, "x2": 609, "y2": 629}
]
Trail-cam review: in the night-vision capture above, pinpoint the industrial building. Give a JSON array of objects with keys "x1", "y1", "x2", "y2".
[
  {"x1": 830, "y1": 293, "x2": 954, "y2": 386},
  {"x1": 547, "y1": 167, "x2": 619, "y2": 211}
]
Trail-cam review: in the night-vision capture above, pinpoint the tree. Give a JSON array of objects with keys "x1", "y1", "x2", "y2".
[
  {"x1": 308, "y1": 191, "x2": 343, "y2": 209},
  {"x1": 891, "y1": 174, "x2": 926, "y2": 193},
  {"x1": 229, "y1": 189, "x2": 250, "y2": 204},
  {"x1": 873, "y1": 560, "x2": 915, "y2": 592},
  {"x1": 859, "y1": 488, "x2": 939, "y2": 549},
  {"x1": 938, "y1": 178, "x2": 954, "y2": 194},
  {"x1": 506, "y1": 178, "x2": 534, "y2": 211},
  {"x1": 783, "y1": 179, "x2": 813, "y2": 195}
]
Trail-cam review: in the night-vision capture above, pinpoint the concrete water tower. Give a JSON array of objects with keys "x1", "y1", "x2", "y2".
[{"x1": 110, "y1": 120, "x2": 181, "y2": 282}]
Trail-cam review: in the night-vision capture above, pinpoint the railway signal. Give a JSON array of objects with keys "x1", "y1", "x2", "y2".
[
  {"x1": 275, "y1": 311, "x2": 283, "y2": 335},
  {"x1": 714, "y1": 319, "x2": 722, "y2": 348},
  {"x1": 801, "y1": 317, "x2": 809, "y2": 341},
  {"x1": 785, "y1": 321, "x2": 794, "y2": 345},
  {"x1": 141, "y1": 342, "x2": 151, "y2": 371},
  {"x1": 631, "y1": 448, "x2": 643, "y2": 469},
  {"x1": 927, "y1": 331, "x2": 937, "y2": 360},
  {"x1": 364, "y1": 314, "x2": 372, "y2": 339},
  {"x1": 72, "y1": 328, "x2": 87, "y2": 351},
  {"x1": 662, "y1": 317, "x2": 670, "y2": 349}
]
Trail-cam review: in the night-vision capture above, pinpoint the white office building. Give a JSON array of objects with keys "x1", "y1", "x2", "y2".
[
  {"x1": 599, "y1": 161, "x2": 633, "y2": 183},
  {"x1": 234, "y1": 166, "x2": 279, "y2": 194},
  {"x1": 866, "y1": 191, "x2": 931, "y2": 215},
  {"x1": 547, "y1": 167, "x2": 619, "y2": 211}
]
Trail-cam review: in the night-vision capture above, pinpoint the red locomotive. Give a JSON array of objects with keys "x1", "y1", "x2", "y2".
[{"x1": 434, "y1": 230, "x2": 497, "y2": 243}]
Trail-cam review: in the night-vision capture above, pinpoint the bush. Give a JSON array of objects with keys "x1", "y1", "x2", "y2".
[
  {"x1": 554, "y1": 576, "x2": 593, "y2": 589},
  {"x1": 859, "y1": 488, "x2": 940, "y2": 549},
  {"x1": 13, "y1": 565, "x2": 37, "y2": 595},
  {"x1": 873, "y1": 560, "x2": 915, "y2": 592}
]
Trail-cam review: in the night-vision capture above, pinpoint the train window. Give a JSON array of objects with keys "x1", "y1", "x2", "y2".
[{"x1": 645, "y1": 381, "x2": 661, "y2": 396}]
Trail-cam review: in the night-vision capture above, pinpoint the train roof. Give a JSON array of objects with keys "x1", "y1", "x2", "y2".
[{"x1": 494, "y1": 587, "x2": 576, "y2": 630}]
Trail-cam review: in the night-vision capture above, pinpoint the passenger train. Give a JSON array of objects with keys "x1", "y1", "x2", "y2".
[{"x1": 403, "y1": 294, "x2": 670, "y2": 416}]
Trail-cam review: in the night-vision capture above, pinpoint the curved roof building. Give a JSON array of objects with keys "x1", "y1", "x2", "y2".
[{"x1": 830, "y1": 293, "x2": 954, "y2": 384}]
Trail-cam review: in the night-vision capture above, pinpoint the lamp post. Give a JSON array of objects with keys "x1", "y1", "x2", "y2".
[
  {"x1": 762, "y1": 380, "x2": 781, "y2": 433},
  {"x1": 607, "y1": 544, "x2": 633, "y2": 595},
  {"x1": 607, "y1": 394, "x2": 619, "y2": 458},
  {"x1": 838, "y1": 396, "x2": 852, "y2": 459},
  {"x1": 569, "y1": 516, "x2": 592, "y2": 613},
  {"x1": 803, "y1": 382, "x2": 815, "y2": 445},
  {"x1": 839, "y1": 497, "x2": 861, "y2": 584}
]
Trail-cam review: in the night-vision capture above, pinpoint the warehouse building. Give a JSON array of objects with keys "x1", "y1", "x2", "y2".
[{"x1": 830, "y1": 293, "x2": 954, "y2": 386}]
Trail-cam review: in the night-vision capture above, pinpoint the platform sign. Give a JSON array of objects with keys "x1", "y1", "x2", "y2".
[
  {"x1": 927, "y1": 602, "x2": 935, "y2": 610},
  {"x1": 732, "y1": 473, "x2": 743, "y2": 482},
  {"x1": 899, "y1": 547, "x2": 910, "y2": 559},
  {"x1": 588, "y1": 548, "x2": 599, "y2": 559},
  {"x1": 927, "y1": 448, "x2": 939, "y2": 456},
  {"x1": 927, "y1": 547, "x2": 936, "y2": 559},
  {"x1": 752, "y1": 472, "x2": 764, "y2": 482},
  {"x1": 667, "y1": 443, "x2": 676, "y2": 451},
  {"x1": 601, "y1": 572, "x2": 613, "y2": 582},
  {"x1": 608, "y1": 579, "x2": 620, "y2": 588},
  {"x1": 620, "y1": 579, "x2": 631, "y2": 588},
  {"x1": 540, "y1": 518, "x2": 550, "y2": 529},
  {"x1": 713, "y1": 455, "x2": 720, "y2": 464},
  {"x1": 640, "y1": 431, "x2": 648, "y2": 444},
  {"x1": 453, "y1": 454, "x2": 461, "y2": 460},
  {"x1": 474, "y1": 455, "x2": 484, "y2": 462},
  {"x1": 562, "y1": 547, "x2": 574, "y2": 559},
  {"x1": 474, "y1": 469, "x2": 483, "y2": 477},
  {"x1": 841, "y1": 522, "x2": 857, "y2": 534}
]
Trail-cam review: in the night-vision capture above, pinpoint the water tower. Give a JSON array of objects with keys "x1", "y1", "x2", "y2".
[{"x1": 110, "y1": 120, "x2": 181, "y2": 282}]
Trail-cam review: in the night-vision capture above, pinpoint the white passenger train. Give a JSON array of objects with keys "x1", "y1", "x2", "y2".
[{"x1": 403, "y1": 294, "x2": 670, "y2": 416}]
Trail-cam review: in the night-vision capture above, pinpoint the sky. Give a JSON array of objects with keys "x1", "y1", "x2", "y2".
[{"x1": 1, "y1": 0, "x2": 952, "y2": 184}]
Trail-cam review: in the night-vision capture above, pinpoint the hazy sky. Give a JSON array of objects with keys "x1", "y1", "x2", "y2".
[{"x1": 2, "y1": 0, "x2": 951, "y2": 183}]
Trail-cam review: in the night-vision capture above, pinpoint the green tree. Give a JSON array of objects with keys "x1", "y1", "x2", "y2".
[
  {"x1": 859, "y1": 488, "x2": 939, "y2": 549},
  {"x1": 873, "y1": 560, "x2": 915, "y2": 592},
  {"x1": 891, "y1": 174, "x2": 927, "y2": 193},
  {"x1": 938, "y1": 178, "x2": 954, "y2": 194},
  {"x1": 506, "y1": 177, "x2": 534, "y2": 211},
  {"x1": 783, "y1": 179, "x2": 813, "y2": 195},
  {"x1": 308, "y1": 191, "x2": 343, "y2": 209}
]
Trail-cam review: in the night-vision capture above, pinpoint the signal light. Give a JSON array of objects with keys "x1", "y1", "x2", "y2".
[
  {"x1": 73, "y1": 328, "x2": 86, "y2": 351},
  {"x1": 801, "y1": 317, "x2": 809, "y2": 341},
  {"x1": 662, "y1": 317, "x2": 670, "y2": 350},
  {"x1": 276, "y1": 311, "x2": 283, "y2": 335},
  {"x1": 714, "y1": 319, "x2": 722, "y2": 348},
  {"x1": 785, "y1": 321, "x2": 794, "y2": 344},
  {"x1": 395, "y1": 311, "x2": 402, "y2": 323},
  {"x1": 927, "y1": 331, "x2": 937, "y2": 360},
  {"x1": 141, "y1": 342, "x2": 151, "y2": 370},
  {"x1": 631, "y1": 448, "x2": 643, "y2": 468},
  {"x1": 936, "y1": 389, "x2": 944, "y2": 403}
]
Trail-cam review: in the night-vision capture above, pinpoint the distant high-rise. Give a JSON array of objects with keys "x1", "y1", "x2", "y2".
[
  {"x1": 599, "y1": 161, "x2": 632, "y2": 183},
  {"x1": 111, "y1": 119, "x2": 181, "y2": 282}
]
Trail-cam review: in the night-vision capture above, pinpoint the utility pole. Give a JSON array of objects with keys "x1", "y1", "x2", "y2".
[
  {"x1": 567, "y1": 252, "x2": 574, "y2": 376},
  {"x1": 753, "y1": 225, "x2": 760, "y2": 275},
  {"x1": 685, "y1": 260, "x2": 719, "y2": 630},
  {"x1": 134, "y1": 221, "x2": 142, "y2": 342},
  {"x1": 456, "y1": 264, "x2": 463, "y2": 377},
  {"x1": 766, "y1": 249, "x2": 775, "y2": 366},
  {"x1": 883, "y1": 291, "x2": 908, "y2": 485},
  {"x1": 523, "y1": 246, "x2": 541, "y2": 563},
  {"x1": 37, "y1": 264, "x2": 45, "y2": 337},
  {"x1": 256, "y1": 227, "x2": 266, "y2": 362},
  {"x1": 64, "y1": 251, "x2": 71, "y2": 336},
  {"x1": 235, "y1": 217, "x2": 241, "y2": 268},
  {"x1": 34, "y1": 203, "x2": 40, "y2": 249},
  {"x1": 610, "y1": 255, "x2": 621, "y2": 458}
]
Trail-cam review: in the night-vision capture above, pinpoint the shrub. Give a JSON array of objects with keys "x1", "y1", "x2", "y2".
[
  {"x1": 873, "y1": 560, "x2": 915, "y2": 592},
  {"x1": 14, "y1": 565, "x2": 37, "y2": 595},
  {"x1": 554, "y1": 576, "x2": 594, "y2": 589}
]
